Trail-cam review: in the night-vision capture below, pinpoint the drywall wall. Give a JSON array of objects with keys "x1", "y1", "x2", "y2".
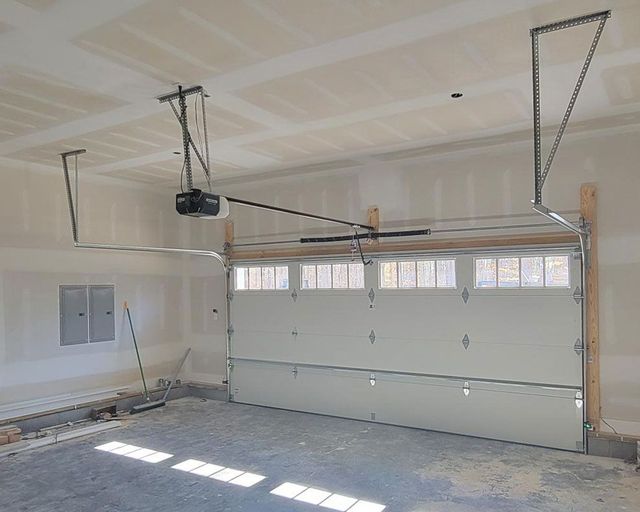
[
  {"x1": 178, "y1": 218, "x2": 228, "y2": 386},
  {"x1": 213, "y1": 125, "x2": 640, "y2": 436},
  {"x1": 0, "y1": 164, "x2": 204, "y2": 419}
]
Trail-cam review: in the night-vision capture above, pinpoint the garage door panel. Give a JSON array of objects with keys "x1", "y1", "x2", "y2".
[
  {"x1": 232, "y1": 332, "x2": 581, "y2": 385},
  {"x1": 230, "y1": 362, "x2": 582, "y2": 452},
  {"x1": 455, "y1": 296, "x2": 580, "y2": 343},
  {"x1": 232, "y1": 294, "x2": 294, "y2": 331},
  {"x1": 373, "y1": 375, "x2": 583, "y2": 451},
  {"x1": 374, "y1": 295, "x2": 580, "y2": 345},
  {"x1": 372, "y1": 295, "x2": 471, "y2": 340},
  {"x1": 294, "y1": 294, "x2": 371, "y2": 336},
  {"x1": 370, "y1": 338, "x2": 580, "y2": 385},
  {"x1": 231, "y1": 330, "x2": 296, "y2": 360},
  {"x1": 230, "y1": 360, "x2": 373, "y2": 421}
]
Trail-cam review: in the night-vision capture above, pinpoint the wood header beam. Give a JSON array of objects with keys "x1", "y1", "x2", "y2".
[
  {"x1": 229, "y1": 231, "x2": 578, "y2": 261},
  {"x1": 581, "y1": 183, "x2": 600, "y2": 430},
  {"x1": 224, "y1": 221, "x2": 234, "y2": 247},
  {"x1": 367, "y1": 206, "x2": 380, "y2": 245}
]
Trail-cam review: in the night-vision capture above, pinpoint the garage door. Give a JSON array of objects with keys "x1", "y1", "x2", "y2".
[{"x1": 228, "y1": 248, "x2": 584, "y2": 451}]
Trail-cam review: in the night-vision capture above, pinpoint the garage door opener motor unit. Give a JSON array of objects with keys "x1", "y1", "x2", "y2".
[{"x1": 176, "y1": 189, "x2": 230, "y2": 219}]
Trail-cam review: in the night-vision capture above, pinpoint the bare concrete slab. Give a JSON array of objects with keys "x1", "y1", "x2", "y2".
[{"x1": 1, "y1": 397, "x2": 638, "y2": 512}]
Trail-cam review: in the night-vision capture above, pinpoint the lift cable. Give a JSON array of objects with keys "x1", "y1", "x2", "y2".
[{"x1": 353, "y1": 228, "x2": 373, "y2": 266}]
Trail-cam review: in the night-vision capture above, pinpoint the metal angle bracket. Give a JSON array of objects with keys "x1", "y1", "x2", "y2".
[
  {"x1": 531, "y1": 10, "x2": 610, "y2": 205},
  {"x1": 531, "y1": 204, "x2": 592, "y2": 268},
  {"x1": 369, "y1": 329, "x2": 376, "y2": 344},
  {"x1": 157, "y1": 85, "x2": 208, "y2": 104},
  {"x1": 368, "y1": 288, "x2": 376, "y2": 304},
  {"x1": 574, "y1": 338, "x2": 584, "y2": 355},
  {"x1": 462, "y1": 334, "x2": 470, "y2": 350}
]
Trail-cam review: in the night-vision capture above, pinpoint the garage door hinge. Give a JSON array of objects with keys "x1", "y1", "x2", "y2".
[
  {"x1": 292, "y1": 366, "x2": 298, "y2": 378},
  {"x1": 463, "y1": 381, "x2": 470, "y2": 396},
  {"x1": 462, "y1": 334, "x2": 470, "y2": 350},
  {"x1": 461, "y1": 287, "x2": 470, "y2": 304},
  {"x1": 291, "y1": 288, "x2": 298, "y2": 302},
  {"x1": 575, "y1": 390, "x2": 584, "y2": 409},
  {"x1": 574, "y1": 338, "x2": 584, "y2": 354},
  {"x1": 227, "y1": 324, "x2": 234, "y2": 337},
  {"x1": 572, "y1": 287, "x2": 583, "y2": 304},
  {"x1": 369, "y1": 373, "x2": 376, "y2": 386},
  {"x1": 291, "y1": 328, "x2": 298, "y2": 339},
  {"x1": 227, "y1": 291, "x2": 234, "y2": 302},
  {"x1": 368, "y1": 288, "x2": 375, "y2": 304},
  {"x1": 369, "y1": 329, "x2": 376, "y2": 344}
]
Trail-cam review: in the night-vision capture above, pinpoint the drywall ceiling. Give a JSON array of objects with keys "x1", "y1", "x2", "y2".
[{"x1": 0, "y1": 0, "x2": 639, "y2": 187}]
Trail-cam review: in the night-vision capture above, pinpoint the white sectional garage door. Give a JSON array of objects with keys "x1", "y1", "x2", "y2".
[{"x1": 229, "y1": 249, "x2": 584, "y2": 451}]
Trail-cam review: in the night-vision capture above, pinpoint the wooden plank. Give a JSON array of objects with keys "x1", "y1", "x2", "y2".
[
  {"x1": 230, "y1": 232, "x2": 578, "y2": 261},
  {"x1": 581, "y1": 183, "x2": 600, "y2": 431},
  {"x1": 367, "y1": 206, "x2": 380, "y2": 245},
  {"x1": 224, "y1": 221, "x2": 234, "y2": 249}
]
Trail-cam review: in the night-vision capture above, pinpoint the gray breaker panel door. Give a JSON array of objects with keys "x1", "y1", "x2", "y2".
[
  {"x1": 229, "y1": 251, "x2": 584, "y2": 452},
  {"x1": 60, "y1": 285, "x2": 88, "y2": 345},
  {"x1": 89, "y1": 285, "x2": 115, "y2": 342}
]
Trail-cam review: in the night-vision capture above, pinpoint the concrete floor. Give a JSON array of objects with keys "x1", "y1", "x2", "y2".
[{"x1": 1, "y1": 397, "x2": 638, "y2": 512}]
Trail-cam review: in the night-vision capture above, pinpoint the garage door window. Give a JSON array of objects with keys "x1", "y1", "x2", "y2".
[
  {"x1": 300, "y1": 263, "x2": 364, "y2": 289},
  {"x1": 380, "y1": 259, "x2": 456, "y2": 289},
  {"x1": 474, "y1": 255, "x2": 569, "y2": 288},
  {"x1": 235, "y1": 266, "x2": 289, "y2": 291}
]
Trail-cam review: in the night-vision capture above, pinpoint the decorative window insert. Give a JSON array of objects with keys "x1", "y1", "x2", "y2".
[
  {"x1": 234, "y1": 266, "x2": 289, "y2": 291},
  {"x1": 474, "y1": 254, "x2": 570, "y2": 289},
  {"x1": 300, "y1": 262, "x2": 365, "y2": 289},
  {"x1": 379, "y1": 259, "x2": 456, "y2": 289}
]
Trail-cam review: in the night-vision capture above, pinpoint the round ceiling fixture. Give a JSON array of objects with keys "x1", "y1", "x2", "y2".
[{"x1": 451, "y1": 92, "x2": 463, "y2": 98}]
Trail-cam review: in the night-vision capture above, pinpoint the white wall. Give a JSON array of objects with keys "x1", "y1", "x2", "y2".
[
  {"x1": 213, "y1": 126, "x2": 640, "y2": 436},
  {"x1": 179, "y1": 217, "x2": 228, "y2": 386},
  {"x1": 0, "y1": 164, "x2": 200, "y2": 418}
]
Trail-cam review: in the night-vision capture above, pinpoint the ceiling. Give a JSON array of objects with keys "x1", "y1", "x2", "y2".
[{"x1": 0, "y1": 0, "x2": 639, "y2": 188}]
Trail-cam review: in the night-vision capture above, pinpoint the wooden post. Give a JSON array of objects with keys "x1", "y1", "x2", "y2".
[
  {"x1": 581, "y1": 183, "x2": 600, "y2": 431},
  {"x1": 224, "y1": 221, "x2": 234, "y2": 251},
  {"x1": 367, "y1": 206, "x2": 379, "y2": 245}
]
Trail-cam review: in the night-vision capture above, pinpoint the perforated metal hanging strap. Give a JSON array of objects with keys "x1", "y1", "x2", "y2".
[
  {"x1": 532, "y1": 11, "x2": 610, "y2": 204},
  {"x1": 200, "y1": 88, "x2": 212, "y2": 191},
  {"x1": 539, "y1": 16, "x2": 608, "y2": 190},
  {"x1": 178, "y1": 87, "x2": 193, "y2": 191}
]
